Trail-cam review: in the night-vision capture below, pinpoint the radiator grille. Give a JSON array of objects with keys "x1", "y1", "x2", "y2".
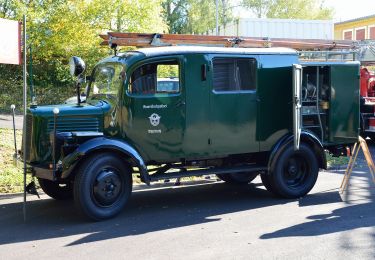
[
  {"x1": 47, "y1": 117, "x2": 100, "y2": 132},
  {"x1": 22, "y1": 114, "x2": 33, "y2": 161}
]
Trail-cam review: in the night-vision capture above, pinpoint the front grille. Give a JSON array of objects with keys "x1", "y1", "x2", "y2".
[
  {"x1": 22, "y1": 114, "x2": 33, "y2": 161},
  {"x1": 47, "y1": 117, "x2": 100, "y2": 133}
]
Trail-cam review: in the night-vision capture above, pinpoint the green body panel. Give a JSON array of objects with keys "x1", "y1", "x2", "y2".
[
  {"x1": 329, "y1": 64, "x2": 360, "y2": 143},
  {"x1": 183, "y1": 54, "x2": 211, "y2": 158}
]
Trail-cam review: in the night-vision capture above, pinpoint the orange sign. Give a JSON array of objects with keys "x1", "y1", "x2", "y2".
[{"x1": 0, "y1": 18, "x2": 21, "y2": 65}]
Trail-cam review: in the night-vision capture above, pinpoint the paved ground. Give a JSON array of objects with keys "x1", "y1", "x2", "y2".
[
  {"x1": 0, "y1": 153, "x2": 374, "y2": 259},
  {"x1": 0, "y1": 114, "x2": 23, "y2": 129}
]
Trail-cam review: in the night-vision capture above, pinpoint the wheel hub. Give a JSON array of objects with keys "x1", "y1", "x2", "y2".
[
  {"x1": 93, "y1": 169, "x2": 122, "y2": 206},
  {"x1": 283, "y1": 155, "x2": 308, "y2": 188}
]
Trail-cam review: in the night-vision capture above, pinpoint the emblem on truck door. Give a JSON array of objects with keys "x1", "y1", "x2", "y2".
[{"x1": 149, "y1": 113, "x2": 161, "y2": 127}]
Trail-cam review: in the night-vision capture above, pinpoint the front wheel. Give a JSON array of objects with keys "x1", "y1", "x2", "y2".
[
  {"x1": 38, "y1": 178, "x2": 73, "y2": 200},
  {"x1": 74, "y1": 153, "x2": 132, "y2": 221},
  {"x1": 268, "y1": 143, "x2": 319, "y2": 198}
]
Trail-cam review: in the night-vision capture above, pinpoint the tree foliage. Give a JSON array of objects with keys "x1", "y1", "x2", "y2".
[
  {"x1": 0, "y1": 0, "x2": 166, "y2": 112},
  {"x1": 241, "y1": 0, "x2": 333, "y2": 19},
  {"x1": 162, "y1": 0, "x2": 233, "y2": 34}
]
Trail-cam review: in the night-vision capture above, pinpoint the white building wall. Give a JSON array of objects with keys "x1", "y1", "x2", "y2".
[{"x1": 209, "y1": 18, "x2": 334, "y2": 40}]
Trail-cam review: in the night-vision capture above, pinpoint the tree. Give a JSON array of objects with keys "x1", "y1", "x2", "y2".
[
  {"x1": 162, "y1": 0, "x2": 233, "y2": 34},
  {"x1": 241, "y1": 0, "x2": 333, "y2": 19},
  {"x1": 0, "y1": 0, "x2": 167, "y2": 111}
]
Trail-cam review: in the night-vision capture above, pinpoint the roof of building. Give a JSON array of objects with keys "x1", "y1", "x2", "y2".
[
  {"x1": 335, "y1": 14, "x2": 375, "y2": 25},
  {"x1": 128, "y1": 46, "x2": 298, "y2": 57}
]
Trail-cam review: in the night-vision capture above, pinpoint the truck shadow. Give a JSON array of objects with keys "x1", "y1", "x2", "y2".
[
  {"x1": 0, "y1": 180, "x2": 290, "y2": 246},
  {"x1": 260, "y1": 163, "x2": 375, "y2": 257}
]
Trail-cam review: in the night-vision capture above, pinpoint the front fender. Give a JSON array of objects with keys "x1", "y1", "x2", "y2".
[{"x1": 60, "y1": 137, "x2": 149, "y2": 184}]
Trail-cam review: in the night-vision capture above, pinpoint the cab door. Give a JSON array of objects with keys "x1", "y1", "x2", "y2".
[
  {"x1": 122, "y1": 56, "x2": 185, "y2": 162},
  {"x1": 208, "y1": 56, "x2": 259, "y2": 155}
]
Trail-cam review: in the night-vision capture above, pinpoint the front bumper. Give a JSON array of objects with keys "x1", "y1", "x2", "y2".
[{"x1": 13, "y1": 156, "x2": 55, "y2": 181}]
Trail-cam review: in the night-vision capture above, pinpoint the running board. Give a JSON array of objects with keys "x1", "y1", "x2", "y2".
[{"x1": 149, "y1": 165, "x2": 267, "y2": 182}]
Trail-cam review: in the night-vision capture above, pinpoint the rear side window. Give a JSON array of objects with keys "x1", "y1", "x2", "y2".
[
  {"x1": 129, "y1": 61, "x2": 180, "y2": 95},
  {"x1": 213, "y1": 58, "x2": 256, "y2": 91}
]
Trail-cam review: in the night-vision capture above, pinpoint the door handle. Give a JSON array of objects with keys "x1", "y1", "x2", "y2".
[{"x1": 175, "y1": 101, "x2": 186, "y2": 107}]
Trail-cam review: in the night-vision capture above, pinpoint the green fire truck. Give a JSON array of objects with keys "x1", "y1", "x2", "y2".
[{"x1": 19, "y1": 34, "x2": 360, "y2": 220}]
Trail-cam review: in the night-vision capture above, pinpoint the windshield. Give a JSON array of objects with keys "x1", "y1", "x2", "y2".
[{"x1": 88, "y1": 63, "x2": 125, "y2": 99}]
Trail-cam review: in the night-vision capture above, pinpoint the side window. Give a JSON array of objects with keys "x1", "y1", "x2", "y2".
[
  {"x1": 91, "y1": 63, "x2": 124, "y2": 97},
  {"x1": 129, "y1": 60, "x2": 180, "y2": 95},
  {"x1": 212, "y1": 58, "x2": 256, "y2": 91}
]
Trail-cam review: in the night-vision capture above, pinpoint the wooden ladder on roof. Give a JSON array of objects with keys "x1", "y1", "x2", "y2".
[
  {"x1": 99, "y1": 32, "x2": 357, "y2": 50},
  {"x1": 340, "y1": 136, "x2": 375, "y2": 193}
]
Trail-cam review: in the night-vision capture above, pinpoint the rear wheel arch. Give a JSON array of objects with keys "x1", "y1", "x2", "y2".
[{"x1": 268, "y1": 131, "x2": 326, "y2": 173}]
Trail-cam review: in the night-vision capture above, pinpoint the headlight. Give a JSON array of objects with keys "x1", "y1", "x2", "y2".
[{"x1": 69, "y1": 56, "x2": 86, "y2": 77}]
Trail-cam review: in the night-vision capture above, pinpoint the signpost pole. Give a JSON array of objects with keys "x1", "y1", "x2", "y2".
[{"x1": 22, "y1": 14, "x2": 27, "y2": 222}]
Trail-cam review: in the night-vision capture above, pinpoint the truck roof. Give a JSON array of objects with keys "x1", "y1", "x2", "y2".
[{"x1": 126, "y1": 46, "x2": 298, "y2": 57}]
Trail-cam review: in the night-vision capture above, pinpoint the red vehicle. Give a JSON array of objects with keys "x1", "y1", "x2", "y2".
[{"x1": 360, "y1": 67, "x2": 375, "y2": 138}]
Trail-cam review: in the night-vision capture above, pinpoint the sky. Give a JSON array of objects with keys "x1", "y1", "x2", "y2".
[
  {"x1": 234, "y1": 0, "x2": 375, "y2": 22},
  {"x1": 325, "y1": 0, "x2": 375, "y2": 22}
]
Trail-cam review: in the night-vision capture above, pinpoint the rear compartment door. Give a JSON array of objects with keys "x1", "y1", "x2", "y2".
[{"x1": 329, "y1": 63, "x2": 360, "y2": 143}]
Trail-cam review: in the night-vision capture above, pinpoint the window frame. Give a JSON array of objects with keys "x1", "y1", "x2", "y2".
[
  {"x1": 342, "y1": 29, "x2": 353, "y2": 40},
  {"x1": 368, "y1": 25, "x2": 375, "y2": 40},
  {"x1": 126, "y1": 56, "x2": 183, "y2": 97},
  {"x1": 355, "y1": 26, "x2": 367, "y2": 40},
  {"x1": 211, "y1": 56, "x2": 258, "y2": 94},
  {"x1": 86, "y1": 62, "x2": 125, "y2": 100}
]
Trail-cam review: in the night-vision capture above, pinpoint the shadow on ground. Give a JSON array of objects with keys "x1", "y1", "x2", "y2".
[{"x1": 0, "y1": 181, "x2": 289, "y2": 246}]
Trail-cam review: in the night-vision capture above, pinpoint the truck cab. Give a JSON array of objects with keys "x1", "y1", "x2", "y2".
[{"x1": 23, "y1": 46, "x2": 360, "y2": 220}]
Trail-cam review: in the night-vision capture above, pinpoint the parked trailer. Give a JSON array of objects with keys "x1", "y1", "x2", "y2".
[{"x1": 17, "y1": 33, "x2": 360, "y2": 221}]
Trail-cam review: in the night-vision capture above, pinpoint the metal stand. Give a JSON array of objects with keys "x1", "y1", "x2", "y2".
[{"x1": 339, "y1": 136, "x2": 375, "y2": 193}]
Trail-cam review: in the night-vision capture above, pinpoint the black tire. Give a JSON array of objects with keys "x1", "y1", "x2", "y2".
[
  {"x1": 268, "y1": 143, "x2": 319, "y2": 199},
  {"x1": 38, "y1": 178, "x2": 73, "y2": 200},
  {"x1": 216, "y1": 172, "x2": 258, "y2": 185},
  {"x1": 260, "y1": 173, "x2": 279, "y2": 196},
  {"x1": 74, "y1": 153, "x2": 132, "y2": 221}
]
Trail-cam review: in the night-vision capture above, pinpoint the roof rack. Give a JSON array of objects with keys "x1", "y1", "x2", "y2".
[
  {"x1": 99, "y1": 32, "x2": 357, "y2": 51},
  {"x1": 99, "y1": 32, "x2": 375, "y2": 64}
]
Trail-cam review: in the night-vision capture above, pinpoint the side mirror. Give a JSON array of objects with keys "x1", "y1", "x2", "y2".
[{"x1": 69, "y1": 56, "x2": 86, "y2": 77}]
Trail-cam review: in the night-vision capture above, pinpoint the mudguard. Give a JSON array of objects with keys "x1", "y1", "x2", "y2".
[
  {"x1": 267, "y1": 131, "x2": 327, "y2": 174},
  {"x1": 60, "y1": 137, "x2": 150, "y2": 184}
]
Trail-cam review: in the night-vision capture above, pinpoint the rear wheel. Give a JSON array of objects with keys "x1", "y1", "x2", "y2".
[
  {"x1": 267, "y1": 143, "x2": 319, "y2": 198},
  {"x1": 217, "y1": 172, "x2": 258, "y2": 185},
  {"x1": 38, "y1": 178, "x2": 73, "y2": 200},
  {"x1": 74, "y1": 153, "x2": 132, "y2": 221}
]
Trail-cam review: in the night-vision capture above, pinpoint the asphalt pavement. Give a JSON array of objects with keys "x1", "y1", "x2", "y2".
[{"x1": 0, "y1": 151, "x2": 374, "y2": 259}]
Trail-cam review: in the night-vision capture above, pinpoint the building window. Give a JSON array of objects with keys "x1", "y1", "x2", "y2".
[
  {"x1": 343, "y1": 30, "x2": 353, "y2": 40},
  {"x1": 212, "y1": 58, "x2": 256, "y2": 92},
  {"x1": 370, "y1": 26, "x2": 375, "y2": 40},
  {"x1": 355, "y1": 27, "x2": 366, "y2": 40},
  {"x1": 129, "y1": 61, "x2": 180, "y2": 95}
]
